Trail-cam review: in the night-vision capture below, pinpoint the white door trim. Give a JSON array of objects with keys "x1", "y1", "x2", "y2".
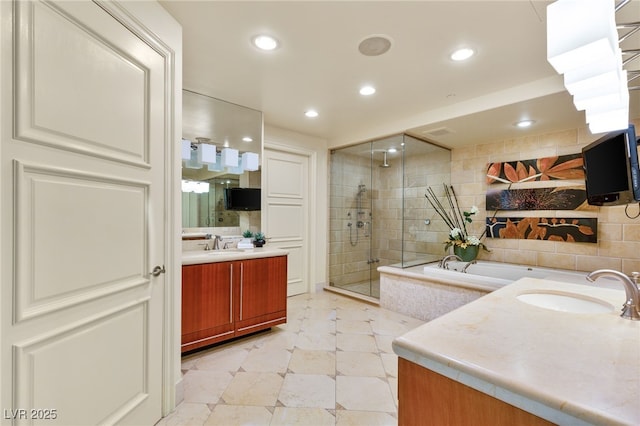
[{"x1": 103, "y1": 1, "x2": 183, "y2": 414}]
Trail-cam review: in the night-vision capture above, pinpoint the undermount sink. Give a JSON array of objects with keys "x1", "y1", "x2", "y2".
[
  {"x1": 516, "y1": 291, "x2": 616, "y2": 314},
  {"x1": 204, "y1": 249, "x2": 246, "y2": 254}
]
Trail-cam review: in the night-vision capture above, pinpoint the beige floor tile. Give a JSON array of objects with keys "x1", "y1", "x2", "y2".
[
  {"x1": 278, "y1": 374, "x2": 336, "y2": 409},
  {"x1": 302, "y1": 318, "x2": 336, "y2": 333},
  {"x1": 288, "y1": 349, "x2": 336, "y2": 375},
  {"x1": 381, "y1": 353, "x2": 398, "y2": 378},
  {"x1": 252, "y1": 329, "x2": 298, "y2": 351},
  {"x1": 337, "y1": 333, "x2": 378, "y2": 352},
  {"x1": 374, "y1": 335, "x2": 396, "y2": 354},
  {"x1": 154, "y1": 402, "x2": 210, "y2": 426},
  {"x1": 388, "y1": 377, "x2": 399, "y2": 408},
  {"x1": 336, "y1": 351, "x2": 386, "y2": 377},
  {"x1": 204, "y1": 405, "x2": 272, "y2": 426},
  {"x1": 180, "y1": 354, "x2": 199, "y2": 371},
  {"x1": 164, "y1": 290, "x2": 426, "y2": 426},
  {"x1": 193, "y1": 346, "x2": 250, "y2": 372},
  {"x1": 182, "y1": 370, "x2": 234, "y2": 404},
  {"x1": 336, "y1": 376, "x2": 396, "y2": 412},
  {"x1": 275, "y1": 318, "x2": 303, "y2": 333},
  {"x1": 295, "y1": 331, "x2": 336, "y2": 351},
  {"x1": 336, "y1": 306, "x2": 371, "y2": 321},
  {"x1": 335, "y1": 409, "x2": 397, "y2": 426},
  {"x1": 241, "y1": 347, "x2": 291, "y2": 374},
  {"x1": 270, "y1": 407, "x2": 336, "y2": 425},
  {"x1": 305, "y1": 307, "x2": 337, "y2": 320},
  {"x1": 370, "y1": 318, "x2": 414, "y2": 336},
  {"x1": 336, "y1": 319, "x2": 372, "y2": 334},
  {"x1": 221, "y1": 372, "x2": 284, "y2": 406}
]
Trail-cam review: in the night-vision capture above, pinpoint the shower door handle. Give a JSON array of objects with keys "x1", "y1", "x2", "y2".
[{"x1": 363, "y1": 221, "x2": 370, "y2": 237}]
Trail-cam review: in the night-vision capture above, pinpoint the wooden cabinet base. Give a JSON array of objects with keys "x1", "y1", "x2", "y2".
[
  {"x1": 398, "y1": 358, "x2": 554, "y2": 426},
  {"x1": 181, "y1": 256, "x2": 288, "y2": 353}
]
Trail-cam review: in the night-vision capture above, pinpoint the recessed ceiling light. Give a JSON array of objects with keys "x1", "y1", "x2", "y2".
[
  {"x1": 387, "y1": 148, "x2": 397, "y2": 153},
  {"x1": 359, "y1": 85, "x2": 376, "y2": 96},
  {"x1": 252, "y1": 35, "x2": 279, "y2": 51},
  {"x1": 515, "y1": 119, "x2": 535, "y2": 128},
  {"x1": 305, "y1": 110, "x2": 319, "y2": 118},
  {"x1": 242, "y1": 136, "x2": 253, "y2": 142},
  {"x1": 450, "y1": 47, "x2": 475, "y2": 61}
]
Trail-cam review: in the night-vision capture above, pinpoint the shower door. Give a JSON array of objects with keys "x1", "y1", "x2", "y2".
[{"x1": 328, "y1": 135, "x2": 404, "y2": 298}]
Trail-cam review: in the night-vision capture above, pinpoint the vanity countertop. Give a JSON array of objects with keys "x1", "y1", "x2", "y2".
[
  {"x1": 182, "y1": 247, "x2": 288, "y2": 265},
  {"x1": 393, "y1": 277, "x2": 640, "y2": 425}
]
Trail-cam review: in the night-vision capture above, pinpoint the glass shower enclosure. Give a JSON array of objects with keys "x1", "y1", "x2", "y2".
[{"x1": 328, "y1": 134, "x2": 451, "y2": 298}]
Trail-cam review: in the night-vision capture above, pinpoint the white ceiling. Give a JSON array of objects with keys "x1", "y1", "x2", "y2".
[{"x1": 160, "y1": 0, "x2": 640, "y2": 149}]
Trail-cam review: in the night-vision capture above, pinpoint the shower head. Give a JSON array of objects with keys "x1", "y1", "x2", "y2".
[{"x1": 380, "y1": 151, "x2": 391, "y2": 168}]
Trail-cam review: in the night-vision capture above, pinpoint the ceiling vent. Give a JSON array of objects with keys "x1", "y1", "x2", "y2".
[{"x1": 422, "y1": 127, "x2": 455, "y2": 137}]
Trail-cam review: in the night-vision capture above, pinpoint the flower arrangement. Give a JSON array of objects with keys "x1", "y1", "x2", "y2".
[{"x1": 425, "y1": 184, "x2": 489, "y2": 252}]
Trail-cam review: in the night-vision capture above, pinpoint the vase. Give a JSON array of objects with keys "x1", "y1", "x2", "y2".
[{"x1": 454, "y1": 245, "x2": 479, "y2": 262}]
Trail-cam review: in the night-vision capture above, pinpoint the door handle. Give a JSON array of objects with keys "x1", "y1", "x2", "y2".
[{"x1": 151, "y1": 265, "x2": 166, "y2": 277}]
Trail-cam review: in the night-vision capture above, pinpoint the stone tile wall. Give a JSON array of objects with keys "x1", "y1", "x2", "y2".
[{"x1": 451, "y1": 116, "x2": 640, "y2": 274}]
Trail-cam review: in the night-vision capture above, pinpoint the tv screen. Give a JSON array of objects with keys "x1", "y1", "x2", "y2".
[
  {"x1": 582, "y1": 124, "x2": 639, "y2": 206},
  {"x1": 224, "y1": 188, "x2": 261, "y2": 211}
]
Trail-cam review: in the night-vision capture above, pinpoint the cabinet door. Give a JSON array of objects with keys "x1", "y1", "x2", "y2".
[
  {"x1": 181, "y1": 262, "x2": 235, "y2": 351},
  {"x1": 235, "y1": 256, "x2": 287, "y2": 336}
]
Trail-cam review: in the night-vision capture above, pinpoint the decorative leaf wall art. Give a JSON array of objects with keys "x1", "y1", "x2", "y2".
[
  {"x1": 485, "y1": 217, "x2": 597, "y2": 243},
  {"x1": 486, "y1": 187, "x2": 595, "y2": 211},
  {"x1": 486, "y1": 153, "x2": 584, "y2": 184}
]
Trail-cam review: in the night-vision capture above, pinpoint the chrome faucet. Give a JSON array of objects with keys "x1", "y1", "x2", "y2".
[
  {"x1": 586, "y1": 269, "x2": 640, "y2": 321},
  {"x1": 461, "y1": 260, "x2": 477, "y2": 273},
  {"x1": 439, "y1": 254, "x2": 462, "y2": 270},
  {"x1": 212, "y1": 235, "x2": 222, "y2": 250}
]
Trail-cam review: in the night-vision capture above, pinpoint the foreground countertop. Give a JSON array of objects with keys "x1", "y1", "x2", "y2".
[
  {"x1": 182, "y1": 247, "x2": 288, "y2": 265},
  {"x1": 393, "y1": 277, "x2": 640, "y2": 425}
]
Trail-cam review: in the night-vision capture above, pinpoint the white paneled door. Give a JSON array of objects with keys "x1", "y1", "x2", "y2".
[
  {"x1": 264, "y1": 149, "x2": 310, "y2": 296},
  {"x1": 0, "y1": 1, "x2": 179, "y2": 425}
]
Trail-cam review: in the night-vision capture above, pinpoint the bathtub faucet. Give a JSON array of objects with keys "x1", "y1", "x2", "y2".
[
  {"x1": 586, "y1": 269, "x2": 640, "y2": 321},
  {"x1": 439, "y1": 254, "x2": 462, "y2": 270},
  {"x1": 461, "y1": 260, "x2": 477, "y2": 273}
]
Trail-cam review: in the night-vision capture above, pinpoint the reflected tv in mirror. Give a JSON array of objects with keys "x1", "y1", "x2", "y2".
[
  {"x1": 582, "y1": 124, "x2": 639, "y2": 206},
  {"x1": 223, "y1": 188, "x2": 261, "y2": 211}
]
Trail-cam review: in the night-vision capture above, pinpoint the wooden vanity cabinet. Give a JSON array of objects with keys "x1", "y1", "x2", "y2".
[
  {"x1": 398, "y1": 358, "x2": 554, "y2": 426},
  {"x1": 181, "y1": 261, "x2": 235, "y2": 352},
  {"x1": 235, "y1": 255, "x2": 287, "y2": 337},
  {"x1": 181, "y1": 255, "x2": 287, "y2": 353}
]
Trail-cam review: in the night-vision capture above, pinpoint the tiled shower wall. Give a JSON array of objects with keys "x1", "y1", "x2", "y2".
[{"x1": 451, "y1": 116, "x2": 640, "y2": 274}]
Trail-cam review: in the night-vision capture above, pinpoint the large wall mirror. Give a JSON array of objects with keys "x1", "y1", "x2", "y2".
[{"x1": 182, "y1": 90, "x2": 263, "y2": 229}]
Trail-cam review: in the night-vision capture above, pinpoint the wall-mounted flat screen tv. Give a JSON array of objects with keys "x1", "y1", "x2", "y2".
[
  {"x1": 582, "y1": 124, "x2": 639, "y2": 206},
  {"x1": 224, "y1": 188, "x2": 261, "y2": 211}
]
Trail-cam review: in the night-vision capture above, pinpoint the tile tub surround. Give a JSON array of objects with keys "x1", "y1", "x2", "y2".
[
  {"x1": 379, "y1": 265, "x2": 492, "y2": 322},
  {"x1": 158, "y1": 291, "x2": 424, "y2": 426},
  {"x1": 393, "y1": 278, "x2": 640, "y2": 425}
]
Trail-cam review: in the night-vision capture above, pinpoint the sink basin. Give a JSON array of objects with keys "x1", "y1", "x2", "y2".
[
  {"x1": 516, "y1": 291, "x2": 615, "y2": 314},
  {"x1": 204, "y1": 249, "x2": 246, "y2": 254}
]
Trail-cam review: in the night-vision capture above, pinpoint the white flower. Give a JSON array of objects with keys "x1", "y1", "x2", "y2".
[
  {"x1": 450, "y1": 228, "x2": 462, "y2": 239},
  {"x1": 469, "y1": 205, "x2": 479, "y2": 215},
  {"x1": 467, "y1": 236, "x2": 480, "y2": 245}
]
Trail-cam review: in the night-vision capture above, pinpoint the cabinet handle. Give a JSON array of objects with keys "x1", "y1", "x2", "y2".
[
  {"x1": 229, "y1": 263, "x2": 233, "y2": 324},
  {"x1": 240, "y1": 262, "x2": 244, "y2": 320}
]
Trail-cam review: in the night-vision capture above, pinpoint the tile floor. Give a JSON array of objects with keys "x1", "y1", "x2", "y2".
[{"x1": 156, "y1": 290, "x2": 425, "y2": 425}]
